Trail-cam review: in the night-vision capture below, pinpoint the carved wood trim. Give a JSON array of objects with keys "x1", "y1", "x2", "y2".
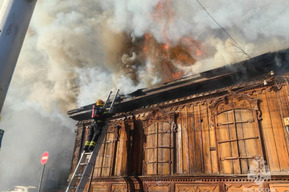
[
  {"x1": 144, "y1": 183, "x2": 171, "y2": 192},
  {"x1": 175, "y1": 184, "x2": 219, "y2": 192},
  {"x1": 143, "y1": 107, "x2": 175, "y2": 126},
  {"x1": 209, "y1": 92, "x2": 264, "y2": 174},
  {"x1": 209, "y1": 93, "x2": 261, "y2": 123},
  {"x1": 111, "y1": 184, "x2": 127, "y2": 192}
]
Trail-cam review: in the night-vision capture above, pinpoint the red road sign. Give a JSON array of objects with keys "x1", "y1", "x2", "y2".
[{"x1": 41, "y1": 151, "x2": 49, "y2": 165}]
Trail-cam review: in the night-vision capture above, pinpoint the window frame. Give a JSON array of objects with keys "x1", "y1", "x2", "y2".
[
  {"x1": 143, "y1": 108, "x2": 176, "y2": 176},
  {"x1": 93, "y1": 123, "x2": 119, "y2": 177},
  {"x1": 210, "y1": 94, "x2": 264, "y2": 174}
]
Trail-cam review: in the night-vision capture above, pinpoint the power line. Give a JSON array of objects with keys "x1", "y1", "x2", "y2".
[{"x1": 195, "y1": 0, "x2": 251, "y2": 59}]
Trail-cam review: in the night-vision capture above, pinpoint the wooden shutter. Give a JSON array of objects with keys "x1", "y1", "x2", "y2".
[
  {"x1": 216, "y1": 108, "x2": 263, "y2": 174},
  {"x1": 211, "y1": 94, "x2": 263, "y2": 174},
  {"x1": 94, "y1": 126, "x2": 118, "y2": 177},
  {"x1": 144, "y1": 121, "x2": 172, "y2": 175}
]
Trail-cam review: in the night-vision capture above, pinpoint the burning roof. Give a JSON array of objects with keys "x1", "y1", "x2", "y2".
[{"x1": 68, "y1": 48, "x2": 289, "y2": 121}]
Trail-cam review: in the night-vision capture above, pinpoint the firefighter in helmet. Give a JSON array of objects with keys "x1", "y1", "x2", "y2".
[{"x1": 83, "y1": 99, "x2": 108, "y2": 152}]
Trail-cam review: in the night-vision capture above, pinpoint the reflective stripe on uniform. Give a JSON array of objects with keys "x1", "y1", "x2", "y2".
[
  {"x1": 89, "y1": 141, "x2": 97, "y2": 146},
  {"x1": 85, "y1": 141, "x2": 91, "y2": 146}
]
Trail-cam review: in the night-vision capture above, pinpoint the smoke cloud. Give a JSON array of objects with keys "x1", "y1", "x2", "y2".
[
  {"x1": 6, "y1": 0, "x2": 289, "y2": 109},
  {"x1": 0, "y1": 0, "x2": 289, "y2": 189}
]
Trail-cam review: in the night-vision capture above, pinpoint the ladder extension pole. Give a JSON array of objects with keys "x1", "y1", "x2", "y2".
[{"x1": 66, "y1": 89, "x2": 119, "y2": 192}]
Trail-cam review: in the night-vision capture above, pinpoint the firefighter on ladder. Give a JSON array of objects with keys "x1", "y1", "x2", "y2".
[{"x1": 83, "y1": 99, "x2": 108, "y2": 152}]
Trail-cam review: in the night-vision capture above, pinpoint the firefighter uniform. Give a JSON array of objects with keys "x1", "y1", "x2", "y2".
[{"x1": 84, "y1": 99, "x2": 108, "y2": 152}]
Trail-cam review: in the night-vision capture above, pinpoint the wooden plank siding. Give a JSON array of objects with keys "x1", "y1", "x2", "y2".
[
  {"x1": 182, "y1": 106, "x2": 190, "y2": 174},
  {"x1": 208, "y1": 104, "x2": 219, "y2": 174},
  {"x1": 69, "y1": 82, "x2": 289, "y2": 184},
  {"x1": 257, "y1": 87, "x2": 289, "y2": 172},
  {"x1": 257, "y1": 89, "x2": 281, "y2": 172},
  {"x1": 176, "y1": 112, "x2": 184, "y2": 174},
  {"x1": 112, "y1": 121, "x2": 128, "y2": 176},
  {"x1": 172, "y1": 103, "x2": 218, "y2": 175},
  {"x1": 129, "y1": 119, "x2": 144, "y2": 176},
  {"x1": 266, "y1": 89, "x2": 289, "y2": 170},
  {"x1": 194, "y1": 104, "x2": 204, "y2": 173},
  {"x1": 278, "y1": 84, "x2": 289, "y2": 162},
  {"x1": 90, "y1": 86, "x2": 289, "y2": 178},
  {"x1": 187, "y1": 104, "x2": 196, "y2": 174},
  {"x1": 175, "y1": 107, "x2": 189, "y2": 174},
  {"x1": 201, "y1": 103, "x2": 212, "y2": 173}
]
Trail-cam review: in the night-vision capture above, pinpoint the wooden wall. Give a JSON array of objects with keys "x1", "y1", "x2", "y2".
[{"x1": 69, "y1": 80, "x2": 289, "y2": 191}]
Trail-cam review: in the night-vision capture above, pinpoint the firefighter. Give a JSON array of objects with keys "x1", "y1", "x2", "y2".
[{"x1": 83, "y1": 99, "x2": 108, "y2": 152}]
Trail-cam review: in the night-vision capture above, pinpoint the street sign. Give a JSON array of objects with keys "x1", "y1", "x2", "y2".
[
  {"x1": 41, "y1": 151, "x2": 49, "y2": 165},
  {"x1": 39, "y1": 151, "x2": 49, "y2": 192}
]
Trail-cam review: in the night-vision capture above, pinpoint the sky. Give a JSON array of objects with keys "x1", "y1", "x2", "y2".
[{"x1": 0, "y1": 0, "x2": 289, "y2": 189}]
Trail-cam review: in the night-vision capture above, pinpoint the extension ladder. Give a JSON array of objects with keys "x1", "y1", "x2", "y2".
[{"x1": 65, "y1": 89, "x2": 120, "y2": 192}]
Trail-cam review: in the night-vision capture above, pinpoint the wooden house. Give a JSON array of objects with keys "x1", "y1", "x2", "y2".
[{"x1": 67, "y1": 49, "x2": 289, "y2": 191}]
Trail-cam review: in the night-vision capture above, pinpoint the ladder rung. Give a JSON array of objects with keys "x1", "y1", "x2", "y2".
[{"x1": 66, "y1": 89, "x2": 119, "y2": 192}]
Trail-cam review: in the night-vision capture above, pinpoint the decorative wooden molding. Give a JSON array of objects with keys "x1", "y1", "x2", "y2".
[
  {"x1": 209, "y1": 93, "x2": 261, "y2": 123},
  {"x1": 87, "y1": 176, "x2": 289, "y2": 192},
  {"x1": 111, "y1": 184, "x2": 127, "y2": 192},
  {"x1": 143, "y1": 107, "x2": 175, "y2": 126},
  {"x1": 225, "y1": 183, "x2": 259, "y2": 192},
  {"x1": 145, "y1": 183, "x2": 171, "y2": 192},
  {"x1": 175, "y1": 184, "x2": 219, "y2": 192},
  {"x1": 172, "y1": 122, "x2": 177, "y2": 133},
  {"x1": 269, "y1": 183, "x2": 289, "y2": 192},
  {"x1": 89, "y1": 175, "x2": 289, "y2": 185},
  {"x1": 91, "y1": 183, "x2": 110, "y2": 191}
]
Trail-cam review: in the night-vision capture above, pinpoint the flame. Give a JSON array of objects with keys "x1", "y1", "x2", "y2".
[
  {"x1": 152, "y1": 0, "x2": 175, "y2": 44},
  {"x1": 142, "y1": 34, "x2": 201, "y2": 82},
  {"x1": 169, "y1": 45, "x2": 196, "y2": 66},
  {"x1": 171, "y1": 71, "x2": 184, "y2": 80},
  {"x1": 124, "y1": 1, "x2": 206, "y2": 84},
  {"x1": 196, "y1": 49, "x2": 202, "y2": 57},
  {"x1": 164, "y1": 44, "x2": 170, "y2": 50}
]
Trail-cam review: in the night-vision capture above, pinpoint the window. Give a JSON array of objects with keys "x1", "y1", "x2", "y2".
[
  {"x1": 94, "y1": 125, "x2": 118, "y2": 177},
  {"x1": 144, "y1": 121, "x2": 173, "y2": 175},
  {"x1": 211, "y1": 95, "x2": 264, "y2": 174}
]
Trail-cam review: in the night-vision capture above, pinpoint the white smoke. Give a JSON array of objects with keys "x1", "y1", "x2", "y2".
[
  {"x1": 0, "y1": 0, "x2": 289, "y2": 189},
  {"x1": 2, "y1": 0, "x2": 288, "y2": 110},
  {"x1": 10, "y1": 0, "x2": 289, "y2": 109},
  {"x1": 100, "y1": 0, "x2": 289, "y2": 70}
]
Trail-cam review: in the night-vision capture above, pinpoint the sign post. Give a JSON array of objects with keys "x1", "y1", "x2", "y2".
[
  {"x1": 0, "y1": 129, "x2": 4, "y2": 150},
  {"x1": 38, "y1": 151, "x2": 49, "y2": 192}
]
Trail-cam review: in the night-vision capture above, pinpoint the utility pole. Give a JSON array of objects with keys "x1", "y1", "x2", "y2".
[{"x1": 0, "y1": 0, "x2": 37, "y2": 116}]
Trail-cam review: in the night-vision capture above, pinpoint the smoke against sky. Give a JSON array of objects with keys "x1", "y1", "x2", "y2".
[
  {"x1": 0, "y1": 0, "x2": 289, "y2": 189},
  {"x1": 14, "y1": 0, "x2": 289, "y2": 109},
  {"x1": 3, "y1": 0, "x2": 289, "y2": 109}
]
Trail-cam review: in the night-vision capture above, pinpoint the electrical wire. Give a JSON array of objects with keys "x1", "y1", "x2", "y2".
[{"x1": 195, "y1": 0, "x2": 251, "y2": 59}]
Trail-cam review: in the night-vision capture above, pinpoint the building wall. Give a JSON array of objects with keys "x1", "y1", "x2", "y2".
[{"x1": 69, "y1": 80, "x2": 289, "y2": 191}]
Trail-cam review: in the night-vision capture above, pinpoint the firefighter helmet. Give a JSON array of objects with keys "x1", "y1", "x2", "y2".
[{"x1": 96, "y1": 99, "x2": 105, "y2": 106}]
